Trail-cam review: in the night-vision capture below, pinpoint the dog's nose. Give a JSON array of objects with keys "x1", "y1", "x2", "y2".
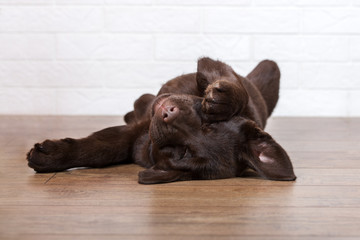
[{"x1": 161, "y1": 105, "x2": 179, "y2": 123}]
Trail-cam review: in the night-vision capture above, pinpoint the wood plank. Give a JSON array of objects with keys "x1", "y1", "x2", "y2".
[
  {"x1": 289, "y1": 151, "x2": 360, "y2": 169},
  {"x1": 41, "y1": 166, "x2": 360, "y2": 186},
  {"x1": 3, "y1": 164, "x2": 359, "y2": 187},
  {"x1": 1, "y1": 180, "x2": 360, "y2": 208},
  {"x1": 2, "y1": 170, "x2": 360, "y2": 216},
  {"x1": 1, "y1": 206, "x2": 360, "y2": 237},
  {"x1": 1, "y1": 236, "x2": 358, "y2": 240}
]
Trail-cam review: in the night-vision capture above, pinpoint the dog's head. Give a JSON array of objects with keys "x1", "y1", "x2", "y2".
[
  {"x1": 149, "y1": 93, "x2": 204, "y2": 147},
  {"x1": 139, "y1": 94, "x2": 296, "y2": 184}
]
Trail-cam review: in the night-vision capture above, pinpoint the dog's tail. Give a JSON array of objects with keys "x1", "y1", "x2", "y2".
[{"x1": 246, "y1": 60, "x2": 280, "y2": 117}]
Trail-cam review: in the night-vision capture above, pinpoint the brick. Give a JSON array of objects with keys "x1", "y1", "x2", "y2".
[
  {"x1": 152, "y1": 0, "x2": 251, "y2": 5},
  {"x1": 101, "y1": 62, "x2": 195, "y2": 88},
  {"x1": 0, "y1": 0, "x2": 50, "y2": 4},
  {"x1": 0, "y1": 34, "x2": 54, "y2": 60},
  {"x1": 349, "y1": 91, "x2": 360, "y2": 116},
  {"x1": 278, "y1": 62, "x2": 299, "y2": 89},
  {"x1": 253, "y1": 0, "x2": 295, "y2": 6},
  {"x1": 204, "y1": 8, "x2": 300, "y2": 33},
  {"x1": 0, "y1": 88, "x2": 57, "y2": 115},
  {"x1": 0, "y1": 61, "x2": 103, "y2": 88},
  {"x1": 104, "y1": 0, "x2": 151, "y2": 4},
  {"x1": 350, "y1": 36, "x2": 360, "y2": 61},
  {"x1": 296, "y1": 0, "x2": 350, "y2": 5},
  {"x1": 255, "y1": 0, "x2": 349, "y2": 5},
  {"x1": 0, "y1": 7, "x2": 103, "y2": 32},
  {"x1": 273, "y1": 89, "x2": 348, "y2": 117},
  {"x1": 56, "y1": 0, "x2": 104, "y2": 4},
  {"x1": 105, "y1": 7, "x2": 201, "y2": 33},
  {"x1": 301, "y1": 63, "x2": 360, "y2": 89},
  {"x1": 57, "y1": 34, "x2": 153, "y2": 60},
  {"x1": 56, "y1": 88, "x2": 157, "y2": 115},
  {"x1": 254, "y1": 36, "x2": 348, "y2": 62},
  {"x1": 155, "y1": 35, "x2": 251, "y2": 60},
  {"x1": 0, "y1": 87, "x2": 157, "y2": 115},
  {"x1": 303, "y1": 8, "x2": 360, "y2": 33}
]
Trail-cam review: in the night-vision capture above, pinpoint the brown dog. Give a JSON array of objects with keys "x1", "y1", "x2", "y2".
[{"x1": 27, "y1": 57, "x2": 296, "y2": 184}]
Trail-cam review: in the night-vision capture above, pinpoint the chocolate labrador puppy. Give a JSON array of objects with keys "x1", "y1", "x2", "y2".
[{"x1": 27, "y1": 57, "x2": 296, "y2": 184}]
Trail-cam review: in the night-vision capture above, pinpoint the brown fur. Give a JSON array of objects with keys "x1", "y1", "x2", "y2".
[{"x1": 27, "y1": 57, "x2": 296, "y2": 184}]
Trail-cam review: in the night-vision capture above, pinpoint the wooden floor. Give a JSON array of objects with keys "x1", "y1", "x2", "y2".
[{"x1": 1, "y1": 116, "x2": 360, "y2": 240}]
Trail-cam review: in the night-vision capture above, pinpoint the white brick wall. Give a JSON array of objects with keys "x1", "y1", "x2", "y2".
[{"x1": 0, "y1": 1, "x2": 359, "y2": 116}]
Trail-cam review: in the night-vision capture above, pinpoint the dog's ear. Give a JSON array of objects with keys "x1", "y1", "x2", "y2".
[
  {"x1": 196, "y1": 57, "x2": 235, "y2": 94},
  {"x1": 138, "y1": 167, "x2": 184, "y2": 184},
  {"x1": 241, "y1": 121, "x2": 296, "y2": 181}
]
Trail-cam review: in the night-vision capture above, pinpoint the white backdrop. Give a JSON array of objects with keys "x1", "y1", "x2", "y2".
[{"x1": 0, "y1": 0, "x2": 359, "y2": 116}]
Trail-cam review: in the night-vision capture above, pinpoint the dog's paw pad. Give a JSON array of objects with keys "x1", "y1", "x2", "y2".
[
  {"x1": 34, "y1": 143, "x2": 48, "y2": 154},
  {"x1": 26, "y1": 139, "x2": 72, "y2": 173},
  {"x1": 202, "y1": 81, "x2": 234, "y2": 120},
  {"x1": 202, "y1": 80, "x2": 248, "y2": 122}
]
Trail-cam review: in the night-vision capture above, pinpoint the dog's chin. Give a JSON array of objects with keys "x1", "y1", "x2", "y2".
[
  {"x1": 151, "y1": 136, "x2": 181, "y2": 148},
  {"x1": 149, "y1": 120, "x2": 180, "y2": 148}
]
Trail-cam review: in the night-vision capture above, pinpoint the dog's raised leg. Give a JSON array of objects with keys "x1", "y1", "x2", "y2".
[
  {"x1": 124, "y1": 94, "x2": 155, "y2": 124},
  {"x1": 246, "y1": 60, "x2": 280, "y2": 117}
]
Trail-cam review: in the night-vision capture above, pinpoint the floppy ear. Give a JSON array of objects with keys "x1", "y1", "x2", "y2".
[
  {"x1": 138, "y1": 167, "x2": 184, "y2": 184},
  {"x1": 241, "y1": 122, "x2": 296, "y2": 181}
]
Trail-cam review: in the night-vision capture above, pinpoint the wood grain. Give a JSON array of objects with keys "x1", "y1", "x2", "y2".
[{"x1": 1, "y1": 116, "x2": 360, "y2": 240}]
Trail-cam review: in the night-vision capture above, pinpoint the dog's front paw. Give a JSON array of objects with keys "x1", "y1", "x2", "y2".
[
  {"x1": 202, "y1": 80, "x2": 246, "y2": 122},
  {"x1": 27, "y1": 138, "x2": 76, "y2": 173}
]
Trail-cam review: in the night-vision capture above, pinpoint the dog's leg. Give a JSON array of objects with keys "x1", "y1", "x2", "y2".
[
  {"x1": 246, "y1": 60, "x2": 280, "y2": 117},
  {"x1": 27, "y1": 121, "x2": 149, "y2": 173},
  {"x1": 201, "y1": 80, "x2": 248, "y2": 122},
  {"x1": 124, "y1": 94, "x2": 155, "y2": 124}
]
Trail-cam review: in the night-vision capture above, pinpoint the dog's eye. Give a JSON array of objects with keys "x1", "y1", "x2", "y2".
[
  {"x1": 182, "y1": 147, "x2": 192, "y2": 159},
  {"x1": 214, "y1": 87, "x2": 225, "y2": 93}
]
